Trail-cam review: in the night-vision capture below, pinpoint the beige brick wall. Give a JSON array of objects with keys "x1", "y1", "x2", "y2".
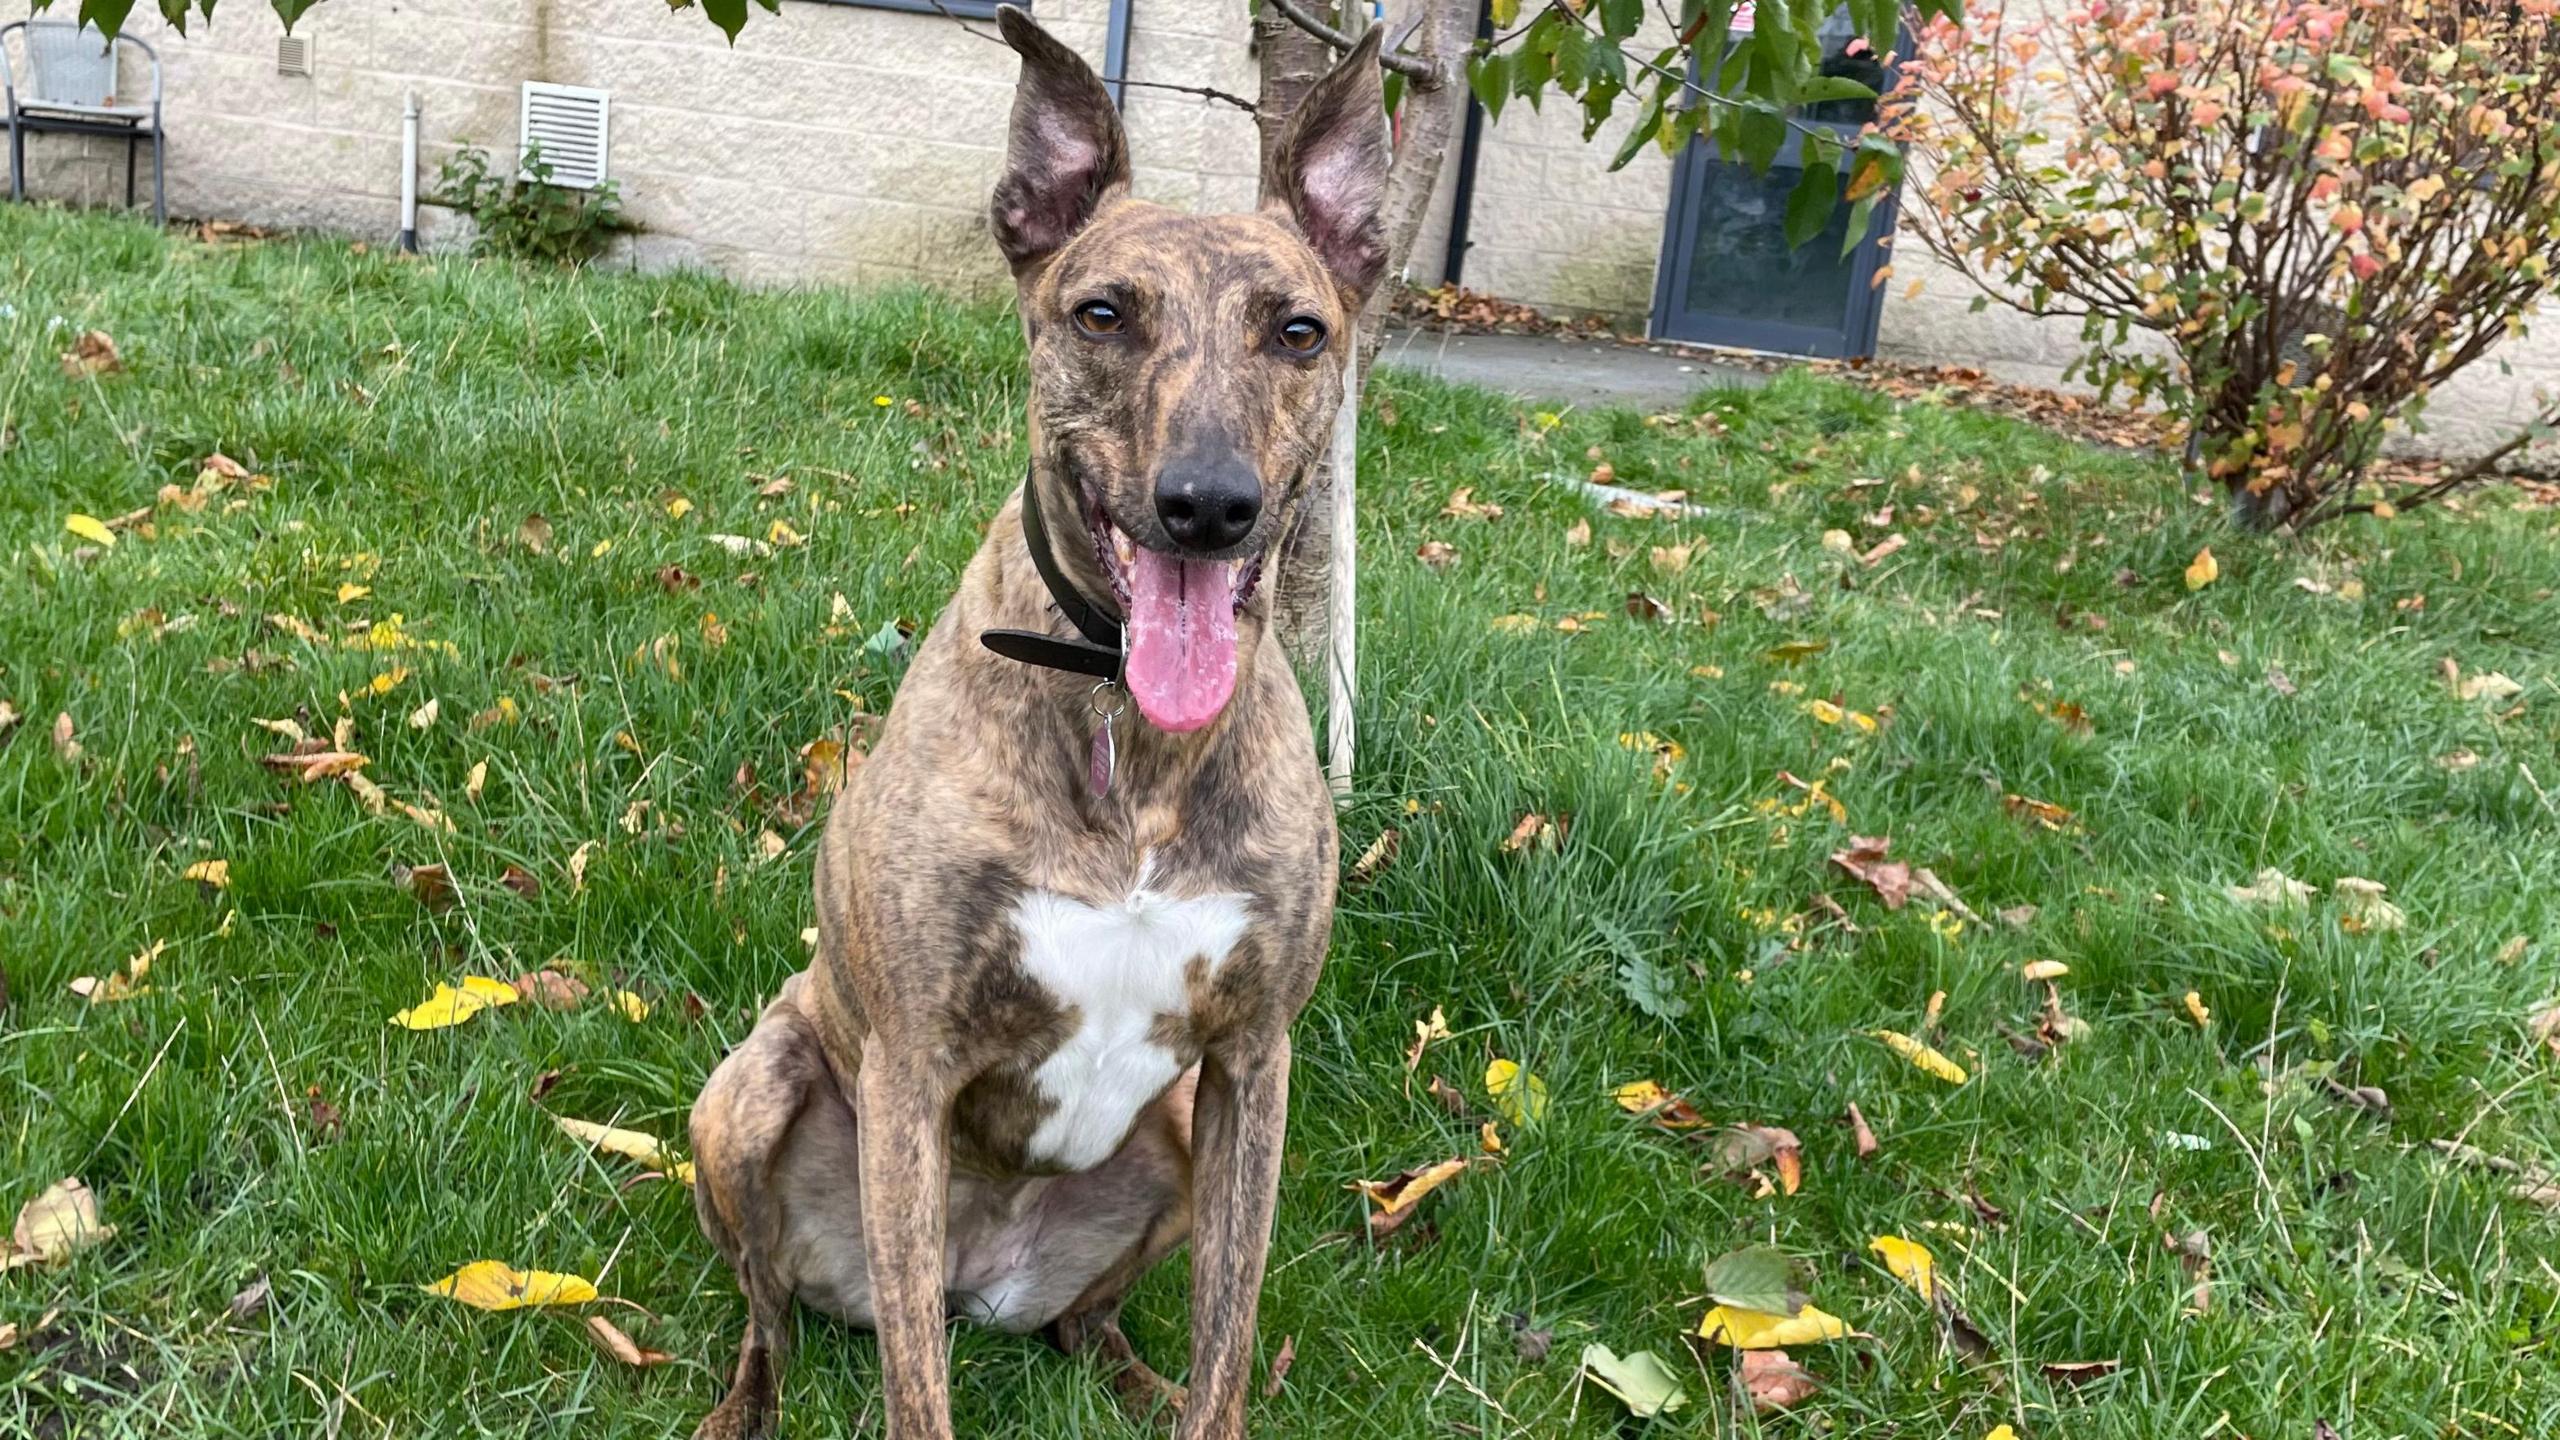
[{"x1": 5, "y1": 0, "x2": 1262, "y2": 293}]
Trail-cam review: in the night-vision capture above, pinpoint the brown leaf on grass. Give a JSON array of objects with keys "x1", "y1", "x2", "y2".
[
  {"x1": 584, "y1": 1313, "x2": 674, "y2": 1366},
  {"x1": 500, "y1": 864, "x2": 542, "y2": 898},
  {"x1": 1999, "y1": 903, "x2": 2041, "y2": 928},
  {"x1": 1425, "y1": 1075, "x2": 1468, "y2": 1116},
  {"x1": 1440, "y1": 487, "x2": 1502, "y2": 520},
  {"x1": 1830, "y1": 836, "x2": 1913, "y2": 909},
  {"x1": 1613, "y1": 1080, "x2": 1710, "y2": 1130},
  {"x1": 1350, "y1": 1157, "x2": 1471, "y2": 1240},
  {"x1": 1713, "y1": 1126, "x2": 1803, "y2": 1197},
  {"x1": 2002, "y1": 794, "x2": 2076, "y2": 831},
  {"x1": 0, "y1": 699, "x2": 22, "y2": 739},
  {"x1": 1624, "y1": 591, "x2": 1672, "y2": 622},
  {"x1": 518, "y1": 513, "x2": 554, "y2": 554},
  {"x1": 2531, "y1": 1003, "x2": 2560, "y2": 1060},
  {"x1": 1846, "y1": 1102, "x2": 1879, "y2": 1158},
  {"x1": 1563, "y1": 518, "x2": 1592, "y2": 548},
  {"x1": 1501, "y1": 812, "x2": 1563, "y2": 854},
  {"x1": 529, "y1": 1069, "x2": 564, "y2": 1101},
  {"x1": 51, "y1": 712, "x2": 82, "y2": 763},
  {"x1": 1345, "y1": 828, "x2": 1399, "y2": 888},
  {"x1": 261, "y1": 749, "x2": 368, "y2": 783},
  {"x1": 392, "y1": 862, "x2": 456, "y2": 913},
  {"x1": 60, "y1": 330, "x2": 122, "y2": 377},
  {"x1": 1859, "y1": 533, "x2": 1908, "y2": 567},
  {"x1": 1509, "y1": 1312, "x2": 1554, "y2": 1363},
  {"x1": 513, "y1": 970, "x2": 591, "y2": 1009},
  {"x1": 1404, "y1": 1007, "x2": 1452, "y2": 1074},
  {"x1": 2039, "y1": 1359, "x2": 2122, "y2": 1386},
  {"x1": 3, "y1": 1178, "x2": 114, "y2": 1270},
  {"x1": 1739, "y1": 1349, "x2": 1820, "y2": 1412},
  {"x1": 305, "y1": 1086, "x2": 343, "y2": 1141},
  {"x1": 226, "y1": 1274, "x2": 273, "y2": 1323},
  {"x1": 1262, "y1": 1333, "x2": 1295, "y2": 1397},
  {"x1": 1415, "y1": 539, "x2": 1458, "y2": 571},
  {"x1": 2168, "y1": 1229, "x2": 2212, "y2": 1311}
]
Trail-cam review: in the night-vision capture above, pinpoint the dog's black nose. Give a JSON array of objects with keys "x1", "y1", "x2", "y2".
[{"x1": 1154, "y1": 466, "x2": 1262, "y2": 553}]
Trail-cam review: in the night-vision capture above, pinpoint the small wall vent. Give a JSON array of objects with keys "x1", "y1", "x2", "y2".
[
  {"x1": 275, "y1": 35, "x2": 312, "y2": 77},
  {"x1": 518, "y1": 82, "x2": 610, "y2": 190}
]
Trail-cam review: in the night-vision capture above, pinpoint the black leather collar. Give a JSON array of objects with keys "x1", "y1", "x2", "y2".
[{"x1": 979, "y1": 469, "x2": 1126, "y2": 681}]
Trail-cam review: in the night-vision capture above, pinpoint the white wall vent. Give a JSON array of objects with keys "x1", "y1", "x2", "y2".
[
  {"x1": 275, "y1": 35, "x2": 312, "y2": 77},
  {"x1": 518, "y1": 82, "x2": 610, "y2": 190}
]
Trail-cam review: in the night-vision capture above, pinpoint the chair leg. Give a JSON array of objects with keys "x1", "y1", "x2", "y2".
[
  {"x1": 126, "y1": 135, "x2": 138, "y2": 209},
  {"x1": 152, "y1": 134, "x2": 165, "y2": 227},
  {"x1": 8, "y1": 118, "x2": 23, "y2": 203}
]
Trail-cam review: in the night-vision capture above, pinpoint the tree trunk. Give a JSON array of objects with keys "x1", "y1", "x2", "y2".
[{"x1": 1267, "y1": 0, "x2": 1474, "y2": 739}]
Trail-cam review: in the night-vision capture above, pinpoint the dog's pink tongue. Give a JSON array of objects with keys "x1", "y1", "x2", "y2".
[{"x1": 1123, "y1": 545, "x2": 1237, "y2": 733}]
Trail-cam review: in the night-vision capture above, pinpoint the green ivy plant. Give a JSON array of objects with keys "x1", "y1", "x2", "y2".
[{"x1": 434, "y1": 145, "x2": 632, "y2": 268}]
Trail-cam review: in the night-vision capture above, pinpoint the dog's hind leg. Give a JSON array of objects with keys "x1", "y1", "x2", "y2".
[{"x1": 691, "y1": 976, "x2": 852, "y2": 1440}]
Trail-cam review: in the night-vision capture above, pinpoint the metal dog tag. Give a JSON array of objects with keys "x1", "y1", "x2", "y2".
[{"x1": 1089, "y1": 681, "x2": 1126, "y2": 797}]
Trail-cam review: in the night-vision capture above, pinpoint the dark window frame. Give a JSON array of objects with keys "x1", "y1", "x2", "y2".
[{"x1": 795, "y1": 0, "x2": 1007, "y2": 17}]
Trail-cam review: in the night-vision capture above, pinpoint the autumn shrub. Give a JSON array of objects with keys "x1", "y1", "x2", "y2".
[{"x1": 1889, "y1": 0, "x2": 2560, "y2": 528}]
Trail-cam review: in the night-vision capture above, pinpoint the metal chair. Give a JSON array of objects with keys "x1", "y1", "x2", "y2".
[{"x1": 3, "y1": 19, "x2": 164, "y2": 225}]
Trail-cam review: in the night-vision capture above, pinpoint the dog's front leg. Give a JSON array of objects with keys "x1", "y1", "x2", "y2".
[
  {"x1": 855, "y1": 1038, "x2": 957, "y2": 1440},
  {"x1": 1177, "y1": 1033, "x2": 1292, "y2": 1440}
]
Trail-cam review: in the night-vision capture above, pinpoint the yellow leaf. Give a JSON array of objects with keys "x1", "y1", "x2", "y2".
[
  {"x1": 421, "y1": 1260, "x2": 598, "y2": 1311},
  {"x1": 1489, "y1": 613, "x2": 1541, "y2": 634},
  {"x1": 4, "y1": 1177, "x2": 115, "y2": 1270},
  {"x1": 369, "y1": 667, "x2": 408, "y2": 696},
  {"x1": 460, "y1": 976, "x2": 520, "y2": 1007},
  {"x1": 2184, "y1": 990, "x2": 2211, "y2": 1028},
  {"x1": 1873, "y1": 1030, "x2": 1969, "y2": 1085},
  {"x1": 768, "y1": 519, "x2": 807, "y2": 548},
  {"x1": 1696, "y1": 1302, "x2": 1854, "y2": 1348},
  {"x1": 590, "y1": 539, "x2": 614, "y2": 559},
  {"x1": 1485, "y1": 1058, "x2": 1549, "y2": 1125},
  {"x1": 2184, "y1": 547, "x2": 2219, "y2": 590},
  {"x1": 64, "y1": 514, "x2": 117, "y2": 548},
  {"x1": 1480, "y1": 1121, "x2": 1505, "y2": 1155},
  {"x1": 1869, "y1": 1235, "x2": 1938, "y2": 1301},
  {"x1": 1349, "y1": 1157, "x2": 1471, "y2": 1216},
  {"x1": 1986, "y1": 1428, "x2": 2020, "y2": 1440},
  {"x1": 183, "y1": 858, "x2": 231, "y2": 890},
  {"x1": 666, "y1": 496, "x2": 694, "y2": 519},
  {"x1": 554, "y1": 1115, "x2": 686, "y2": 1178},
  {"x1": 1805, "y1": 699, "x2": 1846, "y2": 726},
  {"x1": 392, "y1": 982, "x2": 499, "y2": 1030},
  {"x1": 612, "y1": 990, "x2": 650, "y2": 1022},
  {"x1": 2021, "y1": 960, "x2": 2069, "y2": 981},
  {"x1": 337, "y1": 583, "x2": 372, "y2": 604}
]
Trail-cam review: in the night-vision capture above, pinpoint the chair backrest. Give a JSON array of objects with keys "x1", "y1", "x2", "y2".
[{"x1": 25, "y1": 20, "x2": 117, "y2": 107}]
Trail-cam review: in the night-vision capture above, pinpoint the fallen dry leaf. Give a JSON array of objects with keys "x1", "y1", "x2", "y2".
[
  {"x1": 1613, "y1": 1079, "x2": 1709, "y2": 1130},
  {"x1": 261, "y1": 749, "x2": 369, "y2": 784},
  {"x1": 2332, "y1": 876, "x2": 2406, "y2": 933},
  {"x1": 1440, "y1": 487, "x2": 1503, "y2": 521},
  {"x1": 1874, "y1": 1030, "x2": 1969, "y2": 1085},
  {"x1": 3, "y1": 1177, "x2": 115, "y2": 1271},
  {"x1": 1715, "y1": 1125, "x2": 1803, "y2": 1196},
  {"x1": 391, "y1": 976, "x2": 519, "y2": 1030},
  {"x1": 1405, "y1": 1006, "x2": 1452, "y2": 1074},
  {"x1": 1830, "y1": 836, "x2": 1913, "y2": 909},
  {"x1": 2021, "y1": 960, "x2": 2070, "y2": 982},
  {"x1": 1501, "y1": 812, "x2": 1561, "y2": 854},
  {"x1": 60, "y1": 330, "x2": 122, "y2": 377},
  {"x1": 2039, "y1": 1358, "x2": 2123, "y2": 1386},
  {"x1": 1697, "y1": 1302, "x2": 1854, "y2": 1349},
  {"x1": 1485, "y1": 1058, "x2": 1548, "y2": 1125},
  {"x1": 1345, "y1": 828, "x2": 1398, "y2": 888},
  {"x1": 1869, "y1": 1234, "x2": 1938, "y2": 1301},
  {"x1": 393, "y1": 861, "x2": 456, "y2": 912},
  {"x1": 2184, "y1": 547, "x2": 2219, "y2": 590},
  {"x1": 1738, "y1": 1348, "x2": 1819, "y2": 1412},
  {"x1": 2226, "y1": 867, "x2": 2316, "y2": 908},
  {"x1": 1846, "y1": 1101, "x2": 1879, "y2": 1157},
  {"x1": 555, "y1": 1115, "x2": 693, "y2": 1185},
  {"x1": 513, "y1": 969, "x2": 588, "y2": 1008},
  {"x1": 1415, "y1": 539, "x2": 1458, "y2": 571},
  {"x1": 1350, "y1": 1156, "x2": 1470, "y2": 1239},
  {"x1": 586, "y1": 1313, "x2": 675, "y2": 1366},
  {"x1": 182, "y1": 858, "x2": 231, "y2": 891},
  {"x1": 1263, "y1": 1332, "x2": 1295, "y2": 1397},
  {"x1": 2183, "y1": 991, "x2": 2212, "y2": 1028},
  {"x1": 422, "y1": 1260, "x2": 598, "y2": 1310}
]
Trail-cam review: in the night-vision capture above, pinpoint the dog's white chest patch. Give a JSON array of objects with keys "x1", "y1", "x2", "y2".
[{"x1": 1011, "y1": 880, "x2": 1250, "y2": 1172}]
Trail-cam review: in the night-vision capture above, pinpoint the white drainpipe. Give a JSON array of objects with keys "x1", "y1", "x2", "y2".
[{"x1": 396, "y1": 89, "x2": 420, "y2": 253}]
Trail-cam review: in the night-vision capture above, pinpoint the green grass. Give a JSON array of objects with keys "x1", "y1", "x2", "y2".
[{"x1": 3, "y1": 202, "x2": 2557, "y2": 1439}]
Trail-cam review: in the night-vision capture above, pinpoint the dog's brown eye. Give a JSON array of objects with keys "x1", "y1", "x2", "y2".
[
  {"x1": 1275, "y1": 316, "x2": 1327, "y2": 355},
  {"x1": 1073, "y1": 300, "x2": 1125, "y2": 338}
]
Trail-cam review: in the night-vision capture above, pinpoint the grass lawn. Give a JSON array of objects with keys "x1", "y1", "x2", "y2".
[{"x1": 3, "y1": 202, "x2": 2558, "y2": 1439}]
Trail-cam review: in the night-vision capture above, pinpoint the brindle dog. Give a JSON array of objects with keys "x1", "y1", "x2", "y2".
[{"x1": 685, "y1": 10, "x2": 1384, "y2": 1439}]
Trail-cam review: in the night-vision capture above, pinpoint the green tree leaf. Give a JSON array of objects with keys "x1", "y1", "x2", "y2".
[
  {"x1": 1785, "y1": 158, "x2": 1839, "y2": 248},
  {"x1": 1703, "y1": 1244, "x2": 1800, "y2": 1315}
]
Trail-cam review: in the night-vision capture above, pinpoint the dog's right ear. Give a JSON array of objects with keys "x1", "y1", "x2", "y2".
[{"x1": 990, "y1": 6, "x2": 1131, "y2": 275}]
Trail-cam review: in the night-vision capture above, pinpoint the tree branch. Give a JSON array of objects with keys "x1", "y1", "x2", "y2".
[{"x1": 1265, "y1": 0, "x2": 1450, "y2": 87}]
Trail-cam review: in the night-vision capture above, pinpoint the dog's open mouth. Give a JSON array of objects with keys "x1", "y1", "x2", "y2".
[{"x1": 1081, "y1": 487, "x2": 1265, "y2": 734}]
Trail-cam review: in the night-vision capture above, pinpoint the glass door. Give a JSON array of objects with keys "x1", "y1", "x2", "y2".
[{"x1": 1649, "y1": 10, "x2": 1905, "y2": 358}]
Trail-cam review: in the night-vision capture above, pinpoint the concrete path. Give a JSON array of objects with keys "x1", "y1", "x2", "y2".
[{"x1": 1376, "y1": 325, "x2": 1775, "y2": 412}]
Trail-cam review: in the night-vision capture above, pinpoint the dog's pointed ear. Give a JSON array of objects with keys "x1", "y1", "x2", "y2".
[
  {"x1": 990, "y1": 6, "x2": 1131, "y2": 275},
  {"x1": 1263, "y1": 28, "x2": 1390, "y2": 303}
]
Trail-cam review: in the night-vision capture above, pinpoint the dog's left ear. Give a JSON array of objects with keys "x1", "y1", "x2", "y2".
[
  {"x1": 991, "y1": 6, "x2": 1132, "y2": 275},
  {"x1": 1264, "y1": 28, "x2": 1390, "y2": 303}
]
